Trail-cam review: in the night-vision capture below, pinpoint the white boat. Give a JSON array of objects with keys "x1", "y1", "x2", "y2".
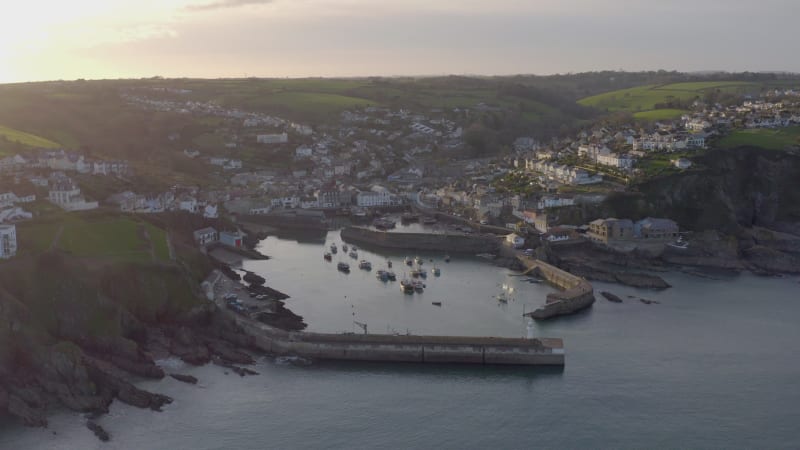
[
  {"x1": 400, "y1": 279, "x2": 414, "y2": 294},
  {"x1": 414, "y1": 256, "x2": 424, "y2": 266},
  {"x1": 667, "y1": 237, "x2": 689, "y2": 250},
  {"x1": 359, "y1": 260, "x2": 372, "y2": 270}
]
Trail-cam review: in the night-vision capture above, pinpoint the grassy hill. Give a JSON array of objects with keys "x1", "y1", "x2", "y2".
[
  {"x1": 15, "y1": 212, "x2": 171, "y2": 263},
  {"x1": 578, "y1": 81, "x2": 768, "y2": 119},
  {"x1": 718, "y1": 126, "x2": 800, "y2": 150}
]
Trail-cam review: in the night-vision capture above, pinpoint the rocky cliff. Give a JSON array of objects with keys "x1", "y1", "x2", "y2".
[
  {"x1": 0, "y1": 251, "x2": 256, "y2": 430},
  {"x1": 604, "y1": 146, "x2": 800, "y2": 232}
]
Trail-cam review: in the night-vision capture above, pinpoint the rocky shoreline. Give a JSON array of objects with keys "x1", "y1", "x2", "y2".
[
  {"x1": 0, "y1": 302, "x2": 264, "y2": 438},
  {"x1": 540, "y1": 226, "x2": 800, "y2": 291}
]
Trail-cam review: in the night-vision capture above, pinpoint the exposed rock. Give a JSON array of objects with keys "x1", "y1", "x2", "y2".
[
  {"x1": 242, "y1": 271, "x2": 266, "y2": 286},
  {"x1": 169, "y1": 373, "x2": 198, "y2": 384},
  {"x1": 6, "y1": 393, "x2": 47, "y2": 427},
  {"x1": 614, "y1": 272, "x2": 670, "y2": 290},
  {"x1": 601, "y1": 291, "x2": 623, "y2": 303},
  {"x1": 86, "y1": 420, "x2": 110, "y2": 442}
]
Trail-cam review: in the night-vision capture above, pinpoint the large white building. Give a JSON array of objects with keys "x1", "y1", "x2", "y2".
[
  {"x1": 0, "y1": 224, "x2": 17, "y2": 259},
  {"x1": 49, "y1": 178, "x2": 98, "y2": 211},
  {"x1": 256, "y1": 133, "x2": 289, "y2": 144},
  {"x1": 356, "y1": 190, "x2": 399, "y2": 207}
]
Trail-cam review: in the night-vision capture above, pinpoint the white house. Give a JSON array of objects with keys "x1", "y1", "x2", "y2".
[
  {"x1": 193, "y1": 227, "x2": 218, "y2": 246},
  {"x1": 256, "y1": 133, "x2": 288, "y2": 144},
  {"x1": 48, "y1": 178, "x2": 98, "y2": 211},
  {"x1": 505, "y1": 233, "x2": 526, "y2": 249},
  {"x1": 295, "y1": 145, "x2": 313, "y2": 158},
  {"x1": 0, "y1": 224, "x2": 17, "y2": 259},
  {"x1": 356, "y1": 191, "x2": 397, "y2": 207},
  {"x1": 673, "y1": 158, "x2": 693, "y2": 170},
  {"x1": 203, "y1": 204, "x2": 219, "y2": 218}
]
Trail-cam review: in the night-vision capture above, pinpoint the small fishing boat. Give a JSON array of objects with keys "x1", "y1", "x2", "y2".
[
  {"x1": 404, "y1": 257, "x2": 413, "y2": 266},
  {"x1": 413, "y1": 281, "x2": 425, "y2": 293},
  {"x1": 400, "y1": 279, "x2": 415, "y2": 294},
  {"x1": 386, "y1": 271, "x2": 397, "y2": 281},
  {"x1": 411, "y1": 269, "x2": 421, "y2": 278},
  {"x1": 349, "y1": 251, "x2": 358, "y2": 259},
  {"x1": 337, "y1": 262, "x2": 350, "y2": 273},
  {"x1": 387, "y1": 259, "x2": 393, "y2": 268},
  {"x1": 419, "y1": 270, "x2": 427, "y2": 279},
  {"x1": 431, "y1": 266, "x2": 441, "y2": 276},
  {"x1": 376, "y1": 270, "x2": 389, "y2": 281},
  {"x1": 324, "y1": 252, "x2": 332, "y2": 261},
  {"x1": 342, "y1": 244, "x2": 349, "y2": 252},
  {"x1": 431, "y1": 301, "x2": 442, "y2": 307},
  {"x1": 422, "y1": 217, "x2": 437, "y2": 225},
  {"x1": 330, "y1": 244, "x2": 338, "y2": 254},
  {"x1": 359, "y1": 260, "x2": 372, "y2": 271},
  {"x1": 444, "y1": 255, "x2": 451, "y2": 263},
  {"x1": 414, "y1": 256, "x2": 424, "y2": 266}
]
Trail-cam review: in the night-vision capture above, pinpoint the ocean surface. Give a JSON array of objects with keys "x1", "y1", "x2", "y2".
[{"x1": 2, "y1": 230, "x2": 800, "y2": 449}]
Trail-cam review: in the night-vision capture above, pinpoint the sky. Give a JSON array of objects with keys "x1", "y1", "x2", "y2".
[{"x1": 1, "y1": 0, "x2": 798, "y2": 83}]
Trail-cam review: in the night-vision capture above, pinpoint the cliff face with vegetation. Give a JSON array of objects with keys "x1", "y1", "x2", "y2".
[
  {"x1": 603, "y1": 146, "x2": 800, "y2": 233},
  {"x1": 554, "y1": 147, "x2": 800, "y2": 276},
  {"x1": 0, "y1": 213, "x2": 255, "y2": 428}
]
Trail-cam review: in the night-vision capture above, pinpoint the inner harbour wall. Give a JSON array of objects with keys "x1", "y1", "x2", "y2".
[
  {"x1": 340, "y1": 226, "x2": 500, "y2": 254},
  {"x1": 519, "y1": 256, "x2": 596, "y2": 320}
]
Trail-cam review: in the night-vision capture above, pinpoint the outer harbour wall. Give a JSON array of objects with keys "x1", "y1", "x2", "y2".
[
  {"x1": 233, "y1": 318, "x2": 565, "y2": 366},
  {"x1": 340, "y1": 226, "x2": 500, "y2": 254}
]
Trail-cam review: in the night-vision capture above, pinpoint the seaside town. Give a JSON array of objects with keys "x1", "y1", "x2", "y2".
[{"x1": 2, "y1": 86, "x2": 799, "y2": 262}]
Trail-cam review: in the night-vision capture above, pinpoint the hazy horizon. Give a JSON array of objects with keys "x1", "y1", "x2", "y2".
[{"x1": 2, "y1": 0, "x2": 799, "y2": 84}]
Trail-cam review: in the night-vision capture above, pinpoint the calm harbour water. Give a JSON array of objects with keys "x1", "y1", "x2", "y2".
[{"x1": 2, "y1": 230, "x2": 800, "y2": 449}]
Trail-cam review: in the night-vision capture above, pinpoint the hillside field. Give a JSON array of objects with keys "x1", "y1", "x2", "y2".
[
  {"x1": 0, "y1": 124, "x2": 61, "y2": 152},
  {"x1": 578, "y1": 81, "x2": 761, "y2": 115},
  {"x1": 718, "y1": 126, "x2": 800, "y2": 150}
]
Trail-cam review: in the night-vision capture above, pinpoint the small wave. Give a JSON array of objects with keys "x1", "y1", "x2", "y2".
[
  {"x1": 274, "y1": 356, "x2": 312, "y2": 366},
  {"x1": 155, "y1": 357, "x2": 186, "y2": 370}
]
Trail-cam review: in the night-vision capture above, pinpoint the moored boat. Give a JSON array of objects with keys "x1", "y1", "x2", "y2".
[
  {"x1": 400, "y1": 279, "x2": 414, "y2": 294},
  {"x1": 330, "y1": 243, "x2": 338, "y2": 254},
  {"x1": 342, "y1": 244, "x2": 349, "y2": 252},
  {"x1": 432, "y1": 301, "x2": 442, "y2": 306},
  {"x1": 337, "y1": 262, "x2": 350, "y2": 273},
  {"x1": 404, "y1": 257, "x2": 413, "y2": 266},
  {"x1": 414, "y1": 256, "x2": 424, "y2": 266},
  {"x1": 324, "y1": 252, "x2": 332, "y2": 261},
  {"x1": 413, "y1": 281, "x2": 425, "y2": 293},
  {"x1": 444, "y1": 255, "x2": 450, "y2": 263},
  {"x1": 376, "y1": 270, "x2": 389, "y2": 281},
  {"x1": 431, "y1": 266, "x2": 441, "y2": 276},
  {"x1": 359, "y1": 260, "x2": 372, "y2": 270},
  {"x1": 349, "y1": 251, "x2": 358, "y2": 259},
  {"x1": 386, "y1": 271, "x2": 397, "y2": 281},
  {"x1": 387, "y1": 259, "x2": 393, "y2": 268}
]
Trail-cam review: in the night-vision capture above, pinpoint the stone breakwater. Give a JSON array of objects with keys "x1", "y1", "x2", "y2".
[
  {"x1": 520, "y1": 256, "x2": 596, "y2": 320},
  {"x1": 340, "y1": 226, "x2": 500, "y2": 254},
  {"x1": 228, "y1": 314, "x2": 564, "y2": 366}
]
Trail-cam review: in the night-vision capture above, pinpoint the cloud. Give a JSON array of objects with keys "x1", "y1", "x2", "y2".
[{"x1": 186, "y1": 0, "x2": 273, "y2": 11}]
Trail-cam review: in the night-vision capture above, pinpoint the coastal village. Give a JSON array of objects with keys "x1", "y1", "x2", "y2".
[{"x1": 3, "y1": 85, "x2": 799, "y2": 262}]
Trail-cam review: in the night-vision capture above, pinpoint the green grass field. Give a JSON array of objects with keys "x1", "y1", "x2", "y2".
[
  {"x1": 579, "y1": 81, "x2": 759, "y2": 117},
  {"x1": 17, "y1": 214, "x2": 171, "y2": 262},
  {"x1": 236, "y1": 91, "x2": 376, "y2": 115},
  {"x1": 718, "y1": 126, "x2": 800, "y2": 150},
  {"x1": 0, "y1": 125, "x2": 61, "y2": 149}
]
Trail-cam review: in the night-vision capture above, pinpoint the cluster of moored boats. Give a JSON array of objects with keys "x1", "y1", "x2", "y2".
[{"x1": 324, "y1": 242, "x2": 450, "y2": 295}]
